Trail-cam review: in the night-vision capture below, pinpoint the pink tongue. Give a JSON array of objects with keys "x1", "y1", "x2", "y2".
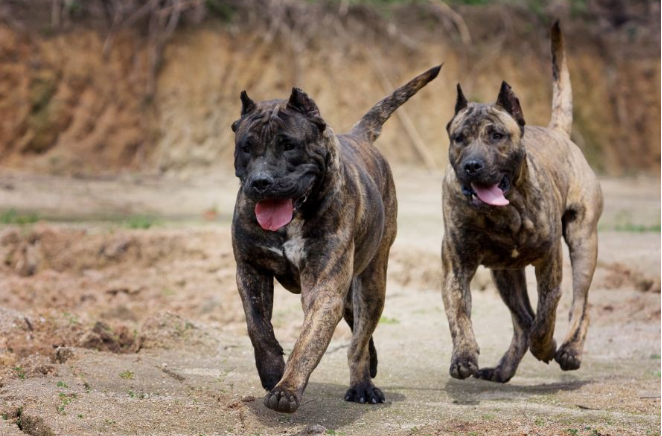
[
  {"x1": 471, "y1": 183, "x2": 509, "y2": 206},
  {"x1": 255, "y1": 198, "x2": 294, "y2": 231}
]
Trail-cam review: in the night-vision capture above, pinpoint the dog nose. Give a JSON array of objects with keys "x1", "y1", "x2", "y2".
[
  {"x1": 464, "y1": 159, "x2": 484, "y2": 176},
  {"x1": 251, "y1": 175, "x2": 273, "y2": 192}
]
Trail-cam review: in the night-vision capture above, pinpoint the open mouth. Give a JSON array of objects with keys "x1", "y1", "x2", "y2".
[
  {"x1": 254, "y1": 184, "x2": 313, "y2": 232},
  {"x1": 462, "y1": 176, "x2": 511, "y2": 207}
]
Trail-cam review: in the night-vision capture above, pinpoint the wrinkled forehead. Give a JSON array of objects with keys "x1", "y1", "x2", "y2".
[
  {"x1": 449, "y1": 103, "x2": 520, "y2": 136},
  {"x1": 235, "y1": 100, "x2": 316, "y2": 143}
]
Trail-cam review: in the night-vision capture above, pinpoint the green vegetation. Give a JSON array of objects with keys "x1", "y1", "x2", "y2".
[
  {"x1": 56, "y1": 381, "x2": 69, "y2": 388},
  {"x1": 614, "y1": 223, "x2": 661, "y2": 233},
  {"x1": 379, "y1": 316, "x2": 400, "y2": 324},
  {"x1": 0, "y1": 209, "x2": 40, "y2": 225},
  {"x1": 14, "y1": 366, "x2": 26, "y2": 379},
  {"x1": 124, "y1": 215, "x2": 158, "y2": 229},
  {"x1": 205, "y1": 0, "x2": 236, "y2": 20},
  {"x1": 119, "y1": 370, "x2": 135, "y2": 379},
  {"x1": 15, "y1": 406, "x2": 23, "y2": 429},
  {"x1": 63, "y1": 311, "x2": 80, "y2": 325},
  {"x1": 57, "y1": 392, "x2": 77, "y2": 415},
  {"x1": 600, "y1": 211, "x2": 661, "y2": 233}
]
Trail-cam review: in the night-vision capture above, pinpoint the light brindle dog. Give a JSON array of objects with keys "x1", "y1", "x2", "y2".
[
  {"x1": 441, "y1": 22, "x2": 603, "y2": 383},
  {"x1": 231, "y1": 66, "x2": 440, "y2": 412}
]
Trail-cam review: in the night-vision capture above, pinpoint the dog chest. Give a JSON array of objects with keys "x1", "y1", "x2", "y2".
[
  {"x1": 257, "y1": 218, "x2": 306, "y2": 270},
  {"x1": 479, "y1": 236, "x2": 555, "y2": 269},
  {"x1": 282, "y1": 219, "x2": 306, "y2": 268}
]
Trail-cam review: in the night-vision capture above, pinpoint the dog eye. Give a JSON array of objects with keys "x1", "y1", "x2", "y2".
[
  {"x1": 454, "y1": 134, "x2": 465, "y2": 144},
  {"x1": 283, "y1": 141, "x2": 297, "y2": 151},
  {"x1": 491, "y1": 132, "x2": 504, "y2": 141},
  {"x1": 241, "y1": 144, "x2": 251, "y2": 154}
]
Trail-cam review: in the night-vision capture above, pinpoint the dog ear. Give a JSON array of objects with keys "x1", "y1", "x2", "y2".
[
  {"x1": 240, "y1": 90, "x2": 256, "y2": 116},
  {"x1": 287, "y1": 87, "x2": 326, "y2": 132},
  {"x1": 495, "y1": 81, "x2": 525, "y2": 128},
  {"x1": 232, "y1": 90, "x2": 257, "y2": 132},
  {"x1": 455, "y1": 83, "x2": 468, "y2": 115}
]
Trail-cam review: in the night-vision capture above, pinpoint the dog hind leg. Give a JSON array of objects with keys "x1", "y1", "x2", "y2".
[
  {"x1": 343, "y1": 284, "x2": 379, "y2": 379},
  {"x1": 474, "y1": 268, "x2": 533, "y2": 383},
  {"x1": 555, "y1": 208, "x2": 599, "y2": 370},
  {"x1": 530, "y1": 245, "x2": 563, "y2": 363},
  {"x1": 344, "y1": 247, "x2": 389, "y2": 404}
]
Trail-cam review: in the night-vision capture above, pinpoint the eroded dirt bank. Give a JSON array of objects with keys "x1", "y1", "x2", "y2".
[{"x1": 0, "y1": 2, "x2": 659, "y2": 176}]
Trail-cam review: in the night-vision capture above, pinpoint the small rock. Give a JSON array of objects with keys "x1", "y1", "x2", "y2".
[
  {"x1": 53, "y1": 347, "x2": 74, "y2": 364},
  {"x1": 241, "y1": 395, "x2": 255, "y2": 403},
  {"x1": 299, "y1": 424, "x2": 327, "y2": 435}
]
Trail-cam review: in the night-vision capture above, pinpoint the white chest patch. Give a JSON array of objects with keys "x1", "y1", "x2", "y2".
[
  {"x1": 260, "y1": 245, "x2": 283, "y2": 257},
  {"x1": 283, "y1": 218, "x2": 306, "y2": 268}
]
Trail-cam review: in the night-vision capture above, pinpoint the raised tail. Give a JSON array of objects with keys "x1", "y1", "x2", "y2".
[
  {"x1": 548, "y1": 20, "x2": 573, "y2": 137},
  {"x1": 350, "y1": 64, "x2": 442, "y2": 142}
]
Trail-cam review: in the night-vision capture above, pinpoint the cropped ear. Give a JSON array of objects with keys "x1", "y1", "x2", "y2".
[
  {"x1": 495, "y1": 81, "x2": 525, "y2": 128},
  {"x1": 287, "y1": 87, "x2": 326, "y2": 132},
  {"x1": 232, "y1": 90, "x2": 257, "y2": 132},
  {"x1": 455, "y1": 83, "x2": 468, "y2": 115},
  {"x1": 240, "y1": 90, "x2": 256, "y2": 116}
]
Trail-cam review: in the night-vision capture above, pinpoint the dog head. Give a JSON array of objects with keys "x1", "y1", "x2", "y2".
[
  {"x1": 231, "y1": 88, "x2": 337, "y2": 231},
  {"x1": 446, "y1": 82, "x2": 526, "y2": 208}
]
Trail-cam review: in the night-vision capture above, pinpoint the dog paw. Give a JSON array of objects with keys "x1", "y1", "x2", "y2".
[
  {"x1": 449, "y1": 353, "x2": 479, "y2": 379},
  {"x1": 473, "y1": 367, "x2": 513, "y2": 383},
  {"x1": 554, "y1": 344, "x2": 582, "y2": 371},
  {"x1": 530, "y1": 338, "x2": 556, "y2": 363},
  {"x1": 264, "y1": 387, "x2": 300, "y2": 413},
  {"x1": 344, "y1": 382, "x2": 385, "y2": 404}
]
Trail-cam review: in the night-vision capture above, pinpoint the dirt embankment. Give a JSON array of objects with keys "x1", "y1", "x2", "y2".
[{"x1": 0, "y1": 1, "x2": 659, "y2": 176}]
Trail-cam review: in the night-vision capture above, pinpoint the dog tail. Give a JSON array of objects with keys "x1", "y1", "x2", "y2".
[
  {"x1": 350, "y1": 64, "x2": 442, "y2": 142},
  {"x1": 548, "y1": 21, "x2": 573, "y2": 137}
]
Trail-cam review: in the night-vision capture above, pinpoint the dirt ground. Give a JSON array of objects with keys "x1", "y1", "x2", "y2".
[{"x1": 0, "y1": 169, "x2": 659, "y2": 436}]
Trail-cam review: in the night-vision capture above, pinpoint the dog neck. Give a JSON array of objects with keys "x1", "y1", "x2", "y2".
[
  {"x1": 298, "y1": 129, "x2": 344, "y2": 218},
  {"x1": 511, "y1": 152, "x2": 531, "y2": 193}
]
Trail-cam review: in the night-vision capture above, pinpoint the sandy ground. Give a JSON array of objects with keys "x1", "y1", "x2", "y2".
[{"x1": 0, "y1": 169, "x2": 659, "y2": 436}]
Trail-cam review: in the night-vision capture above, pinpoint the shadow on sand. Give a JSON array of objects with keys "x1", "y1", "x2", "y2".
[
  {"x1": 245, "y1": 382, "x2": 406, "y2": 431},
  {"x1": 444, "y1": 375, "x2": 591, "y2": 405}
]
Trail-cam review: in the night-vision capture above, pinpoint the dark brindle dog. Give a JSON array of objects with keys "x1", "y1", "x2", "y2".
[
  {"x1": 441, "y1": 22, "x2": 603, "y2": 383},
  {"x1": 231, "y1": 66, "x2": 440, "y2": 412}
]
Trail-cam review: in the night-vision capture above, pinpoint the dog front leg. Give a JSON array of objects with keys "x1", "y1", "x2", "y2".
[
  {"x1": 236, "y1": 262, "x2": 285, "y2": 391},
  {"x1": 263, "y1": 248, "x2": 353, "y2": 413},
  {"x1": 441, "y1": 240, "x2": 480, "y2": 379},
  {"x1": 530, "y1": 245, "x2": 563, "y2": 362}
]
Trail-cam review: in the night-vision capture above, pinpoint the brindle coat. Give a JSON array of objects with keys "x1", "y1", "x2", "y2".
[
  {"x1": 231, "y1": 66, "x2": 440, "y2": 412},
  {"x1": 441, "y1": 22, "x2": 603, "y2": 383}
]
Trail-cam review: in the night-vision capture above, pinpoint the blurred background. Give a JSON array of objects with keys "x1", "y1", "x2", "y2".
[
  {"x1": 0, "y1": 2, "x2": 659, "y2": 435},
  {"x1": 0, "y1": 0, "x2": 659, "y2": 178}
]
